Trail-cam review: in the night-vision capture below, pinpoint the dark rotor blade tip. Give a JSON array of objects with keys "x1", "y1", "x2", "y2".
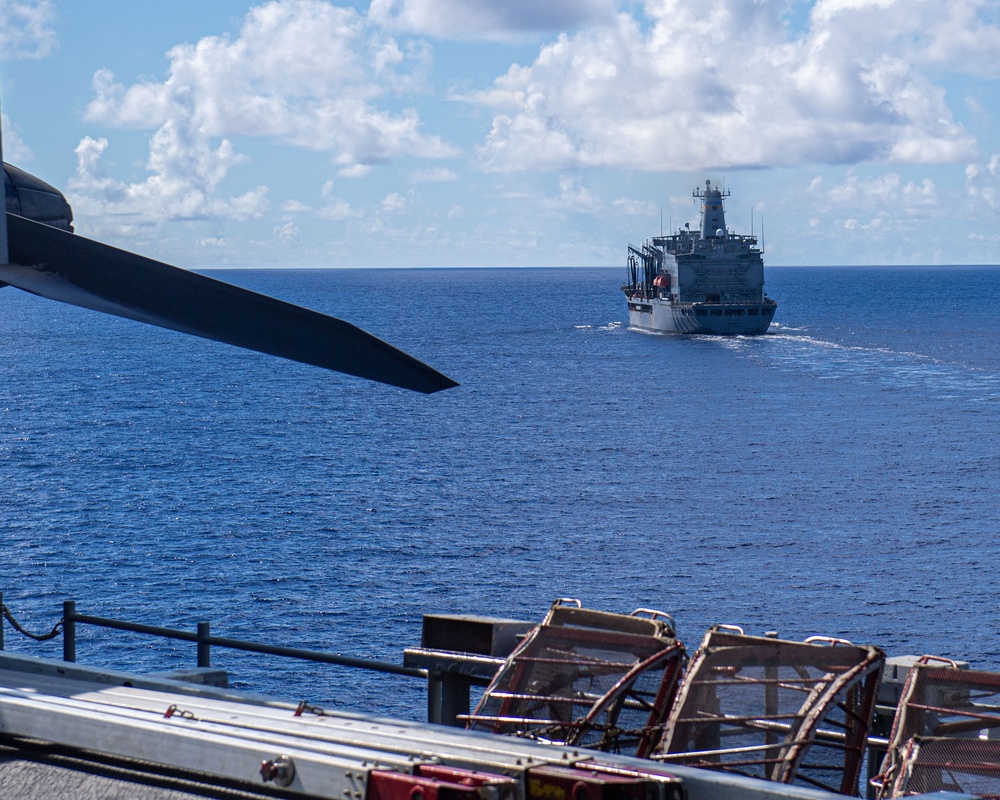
[{"x1": 4, "y1": 213, "x2": 458, "y2": 393}]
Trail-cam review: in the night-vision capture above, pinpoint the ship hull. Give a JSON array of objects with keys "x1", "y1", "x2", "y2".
[
  {"x1": 624, "y1": 180, "x2": 776, "y2": 336},
  {"x1": 626, "y1": 298, "x2": 775, "y2": 335}
]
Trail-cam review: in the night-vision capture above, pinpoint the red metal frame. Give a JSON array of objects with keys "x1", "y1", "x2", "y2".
[
  {"x1": 655, "y1": 627, "x2": 884, "y2": 795},
  {"x1": 875, "y1": 657, "x2": 1000, "y2": 798},
  {"x1": 466, "y1": 600, "x2": 684, "y2": 758}
]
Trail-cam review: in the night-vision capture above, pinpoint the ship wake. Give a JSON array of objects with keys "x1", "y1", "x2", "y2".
[{"x1": 754, "y1": 331, "x2": 1000, "y2": 401}]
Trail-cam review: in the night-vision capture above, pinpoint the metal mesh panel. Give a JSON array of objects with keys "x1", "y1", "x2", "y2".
[
  {"x1": 892, "y1": 737, "x2": 1000, "y2": 797},
  {"x1": 655, "y1": 628, "x2": 884, "y2": 796},
  {"x1": 466, "y1": 601, "x2": 683, "y2": 757},
  {"x1": 573, "y1": 646, "x2": 686, "y2": 756},
  {"x1": 876, "y1": 659, "x2": 1000, "y2": 798},
  {"x1": 888, "y1": 662, "x2": 1000, "y2": 744}
]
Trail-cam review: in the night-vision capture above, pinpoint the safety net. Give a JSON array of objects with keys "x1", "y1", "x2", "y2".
[
  {"x1": 875, "y1": 657, "x2": 1000, "y2": 798},
  {"x1": 654, "y1": 626, "x2": 884, "y2": 795},
  {"x1": 465, "y1": 599, "x2": 685, "y2": 758}
]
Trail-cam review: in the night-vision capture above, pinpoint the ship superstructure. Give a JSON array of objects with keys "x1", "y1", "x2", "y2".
[{"x1": 623, "y1": 180, "x2": 776, "y2": 334}]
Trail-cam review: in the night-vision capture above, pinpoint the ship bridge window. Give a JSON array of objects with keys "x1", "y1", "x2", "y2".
[
  {"x1": 695, "y1": 309, "x2": 707, "y2": 317},
  {"x1": 747, "y1": 308, "x2": 759, "y2": 316},
  {"x1": 724, "y1": 309, "x2": 745, "y2": 316},
  {"x1": 710, "y1": 309, "x2": 722, "y2": 316}
]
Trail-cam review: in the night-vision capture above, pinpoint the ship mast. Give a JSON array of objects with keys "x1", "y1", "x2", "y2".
[{"x1": 693, "y1": 179, "x2": 730, "y2": 240}]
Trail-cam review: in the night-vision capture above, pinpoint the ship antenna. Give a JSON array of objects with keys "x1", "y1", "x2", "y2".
[{"x1": 660, "y1": 206, "x2": 663, "y2": 237}]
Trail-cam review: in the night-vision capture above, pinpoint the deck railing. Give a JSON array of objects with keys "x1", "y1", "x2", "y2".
[
  {"x1": 2, "y1": 593, "x2": 436, "y2": 693},
  {"x1": 0, "y1": 592, "x2": 427, "y2": 678},
  {"x1": 57, "y1": 599, "x2": 426, "y2": 678},
  {"x1": 0, "y1": 593, "x2": 496, "y2": 725},
  {"x1": 1, "y1": 591, "x2": 902, "y2": 795}
]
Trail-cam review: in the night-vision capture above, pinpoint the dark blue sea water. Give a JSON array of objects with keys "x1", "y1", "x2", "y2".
[{"x1": 2, "y1": 266, "x2": 999, "y2": 719}]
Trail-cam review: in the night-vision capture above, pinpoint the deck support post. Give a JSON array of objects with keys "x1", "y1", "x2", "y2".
[
  {"x1": 197, "y1": 621, "x2": 211, "y2": 667},
  {"x1": 63, "y1": 600, "x2": 76, "y2": 662},
  {"x1": 426, "y1": 670, "x2": 472, "y2": 727}
]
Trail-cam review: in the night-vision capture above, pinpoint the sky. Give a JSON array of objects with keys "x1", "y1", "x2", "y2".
[{"x1": 1, "y1": 0, "x2": 999, "y2": 268}]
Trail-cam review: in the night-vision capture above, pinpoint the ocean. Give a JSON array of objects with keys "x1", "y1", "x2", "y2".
[{"x1": 2, "y1": 265, "x2": 999, "y2": 720}]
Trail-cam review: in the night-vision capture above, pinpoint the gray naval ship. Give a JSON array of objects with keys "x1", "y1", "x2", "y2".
[{"x1": 624, "y1": 180, "x2": 777, "y2": 334}]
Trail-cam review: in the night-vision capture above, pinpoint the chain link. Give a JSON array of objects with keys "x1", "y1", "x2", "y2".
[
  {"x1": 294, "y1": 699, "x2": 330, "y2": 717},
  {"x1": 1, "y1": 603, "x2": 64, "y2": 642},
  {"x1": 164, "y1": 704, "x2": 198, "y2": 720}
]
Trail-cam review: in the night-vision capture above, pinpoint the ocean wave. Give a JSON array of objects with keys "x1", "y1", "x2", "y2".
[
  {"x1": 757, "y1": 331, "x2": 1000, "y2": 400},
  {"x1": 578, "y1": 321, "x2": 626, "y2": 333}
]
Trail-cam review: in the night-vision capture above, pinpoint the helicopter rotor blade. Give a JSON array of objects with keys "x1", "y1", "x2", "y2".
[{"x1": 1, "y1": 213, "x2": 458, "y2": 394}]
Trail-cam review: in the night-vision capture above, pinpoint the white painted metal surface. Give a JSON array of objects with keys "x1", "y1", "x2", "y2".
[{"x1": 0, "y1": 656, "x2": 871, "y2": 800}]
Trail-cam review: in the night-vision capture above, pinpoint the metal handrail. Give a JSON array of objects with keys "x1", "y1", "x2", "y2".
[
  {"x1": 4, "y1": 598, "x2": 427, "y2": 680},
  {"x1": 66, "y1": 600, "x2": 426, "y2": 678}
]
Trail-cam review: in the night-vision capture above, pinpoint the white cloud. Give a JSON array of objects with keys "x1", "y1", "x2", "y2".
[
  {"x1": 811, "y1": 0, "x2": 1000, "y2": 77},
  {"x1": 72, "y1": 0, "x2": 457, "y2": 227},
  {"x1": 317, "y1": 198, "x2": 361, "y2": 220},
  {"x1": 84, "y1": 1, "x2": 454, "y2": 164},
  {"x1": 612, "y1": 196, "x2": 659, "y2": 216},
  {"x1": 543, "y1": 176, "x2": 602, "y2": 214},
  {"x1": 379, "y1": 191, "x2": 407, "y2": 212},
  {"x1": 0, "y1": 113, "x2": 32, "y2": 161},
  {"x1": 820, "y1": 171, "x2": 937, "y2": 209},
  {"x1": 275, "y1": 221, "x2": 299, "y2": 242},
  {"x1": 965, "y1": 95, "x2": 989, "y2": 121},
  {"x1": 0, "y1": 0, "x2": 56, "y2": 60},
  {"x1": 337, "y1": 164, "x2": 375, "y2": 178},
  {"x1": 409, "y1": 167, "x2": 458, "y2": 183},
  {"x1": 965, "y1": 153, "x2": 1000, "y2": 211},
  {"x1": 67, "y1": 132, "x2": 269, "y2": 228},
  {"x1": 369, "y1": 0, "x2": 618, "y2": 41},
  {"x1": 465, "y1": 0, "x2": 983, "y2": 172},
  {"x1": 801, "y1": 169, "x2": 945, "y2": 243}
]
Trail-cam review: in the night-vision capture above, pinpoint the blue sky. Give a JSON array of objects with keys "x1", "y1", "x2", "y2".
[{"x1": 2, "y1": 0, "x2": 999, "y2": 268}]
